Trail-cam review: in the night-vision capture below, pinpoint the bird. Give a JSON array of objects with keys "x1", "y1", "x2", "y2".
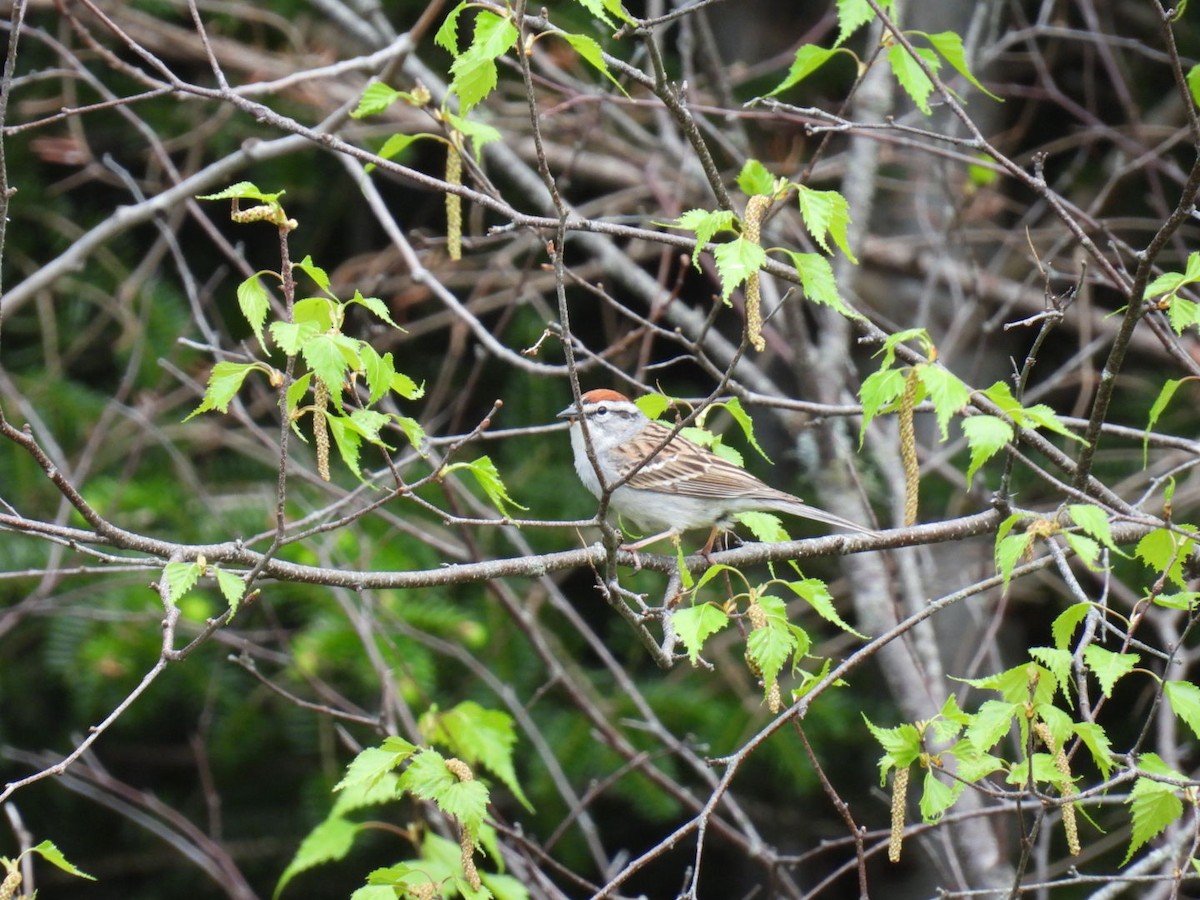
[{"x1": 557, "y1": 389, "x2": 871, "y2": 555}]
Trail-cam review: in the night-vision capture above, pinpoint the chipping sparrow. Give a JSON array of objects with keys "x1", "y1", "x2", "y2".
[{"x1": 558, "y1": 389, "x2": 871, "y2": 553}]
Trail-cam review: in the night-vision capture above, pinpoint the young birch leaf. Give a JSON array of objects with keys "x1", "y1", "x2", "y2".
[
  {"x1": 918, "y1": 31, "x2": 1002, "y2": 101},
  {"x1": 1050, "y1": 602, "x2": 1091, "y2": 651},
  {"x1": 796, "y1": 186, "x2": 857, "y2": 262},
  {"x1": 888, "y1": 44, "x2": 941, "y2": 115},
  {"x1": 443, "y1": 112, "x2": 503, "y2": 162},
  {"x1": 858, "y1": 367, "x2": 908, "y2": 442},
  {"x1": 270, "y1": 320, "x2": 321, "y2": 356},
  {"x1": 351, "y1": 82, "x2": 401, "y2": 118},
  {"x1": 787, "y1": 578, "x2": 867, "y2": 638},
  {"x1": 336, "y1": 741, "x2": 418, "y2": 793},
  {"x1": 29, "y1": 841, "x2": 95, "y2": 880},
  {"x1": 558, "y1": 32, "x2": 627, "y2": 94},
  {"x1": 237, "y1": 275, "x2": 271, "y2": 352},
  {"x1": 718, "y1": 396, "x2": 771, "y2": 462},
  {"x1": 1144, "y1": 378, "x2": 1188, "y2": 464},
  {"x1": 667, "y1": 209, "x2": 737, "y2": 269},
  {"x1": 862, "y1": 715, "x2": 922, "y2": 771},
  {"x1": 780, "y1": 250, "x2": 862, "y2": 319},
  {"x1": 1067, "y1": 503, "x2": 1119, "y2": 552},
  {"x1": 915, "y1": 364, "x2": 970, "y2": 441},
  {"x1": 1022, "y1": 402, "x2": 1084, "y2": 443},
  {"x1": 459, "y1": 455, "x2": 528, "y2": 513},
  {"x1": 736, "y1": 511, "x2": 789, "y2": 543},
  {"x1": 737, "y1": 159, "x2": 775, "y2": 197},
  {"x1": 835, "y1": 0, "x2": 883, "y2": 45},
  {"x1": 1188, "y1": 64, "x2": 1200, "y2": 106},
  {"x1": 163, "y1": 560, "x2": 201, "y2": 604},
  {"x1": 995, "y1": 530, "x2": 1033, "y2": 590},
  {"x1": 275, "y1": 816, "x2": 360, "y2": 899},
  {"x1": 673, "y1": 604, "x2": 730, "y2": 664},
  {"x1": 961, "y1": 415, "x2": 1012, "y2": 486},
  {"x1": 1064, "y1": 532, "x2": 1101, "y2": 570},
  {"x1": 350, "y1": 290, "x2": 401, "y2": 329},
  {"x1": 919, "y1": 769, "x2": 960, "y2": 823},
  {"x1": 360, "y1": 346, "x2": 396, "y2": 405},
  {"x1": 1082, "y1": 645, "x2": 1139, "y2": 698},
  {"x1": 294, "y1": 254, "x2": 331, "y2": 292},
  {"x1": 1124, "y1": 773, "x2": 1182, "y2": 864},
  {"x1": 767, "y1": 44, "x2": 846, "y2": 96},
  {"x1": 185, "y1": 362, "x2": 259, "y2": 420},
  {"x1": 302, "y1": 335, "x2": 353, "y2": 410},
  {"x1": 197, "y1": 182, "x2": 283, "y2": 203},
  {"x1": 1164, "y1": 680, "x2": 1200, "y2": 741},
  {"x1": 326, "y1": 415, "x2": 364, "y2": 478},
  {"x1": 435, "y1": 2, "x2": 467, "y2": 55},
  {"x1": 713, "y1": 237, "x2": 767, "y2": 303},
  {"x1": 213, "y1": 566, "x2": 245, "y2": 610},
  {"x1": 1072, "y1": 721, "x2": 1114, "y2": 779}
]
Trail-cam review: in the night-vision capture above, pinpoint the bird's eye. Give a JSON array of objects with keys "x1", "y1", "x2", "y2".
[{"x1": 595, "y1": 405, "x2": 608, "y2": 417}]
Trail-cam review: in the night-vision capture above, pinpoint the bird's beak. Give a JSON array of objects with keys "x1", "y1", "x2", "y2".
[{"x1": 556, "y1": 403, "x2": 579, "y2": 420}]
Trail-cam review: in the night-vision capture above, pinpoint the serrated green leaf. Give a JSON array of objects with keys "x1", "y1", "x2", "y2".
[
  {"x1": 1164, "y1": 680, "x2": 1200, "y2": 742},
  {"x1": 336, "y1": 742, "x2": 417, "y2": 794},
  {"x1": 351, "y1": 82, "x2": 401, "y2": 119},
  {"x1": 1067, "y1": 504, "x2": 1120, "y2": 552},
  {"x1": 1135, "y1": 526, "x2": 1197, "y2": 588},
  {"x1": 213, "y1": 566, "x2": 245, "y2": 611},
  {"x1": 294, "y1": 254, "x2": 331, "y2": 292},
  {"x1": 1064, "y1": 532, "x2": 1101, "y2": 570},
  {"x1": 270, "y1": 320, "x2": 321, "y2": 357},
  {"x1": 1154, "y1": 591, "x2": 1200, "y2": 611},
  {"x1": 916, "y1": 363, "x2": 970, "y2": 441},
  {"x1": 796, "y1": 186, "x2": 856, "y2": 262},
  {"x1": 786, "y1": 578, "x2": 867, "y2": 638},
  {"x1": 634, "y1": 392, "x2": 672, "y2": 420},
  {"x1": 666, "y1": 208, "x2": 737, "y2": 270},
  {"x1": 918, "y1": 31, "x2": 1002, "y2": 101},
  {"x1": 163, "y1": 560, "x2": 201, "y2": 604},
  {"x1": 965, "y1": 699, "x2": 1018, "y2": 753},
  {"x1": 1028, "y1": 647, "x2": 1073, "y2": 703},
  {"x1": 995, "y1": 529, "x2": 1033, "y2": 589},
  {"x1": 302, "y1": 335, "x2": 355, "y2": 408},
  {"x1": 1073, "y1": 721, "x2": 1114, "y2": 779},
  {"x1": 716, "y1": 396, "x2": 770, "y2": 462},
  {"x1": 862, "y1": 714, "x2": 922, "y2": 771},
  {"x1": 747, "y1": 599, "x2": 795, "y2": 688},
  {"x1": 858, "y1": 367, "x2": 908, "y2": 444},
  {"x1": 449, "y1": 455, "x2": 528, "y2": 513},
  {"x1": 1050, "y1": 602, "x2": 1091, "y2": 651},
  {"x1": 450, "y1": 54, "x2": 500, "y2": 113},
  {"x1": 835, "y1": 0, "x2": 881, "y2": 45},
  {"x1": 736, "y1": 510, "x2": 789, "y2": 543},
  {"x1": 1022, "y1": 401, "x2": 1085, "y2": 443},
  {"x1": 275, "y1": 816, "x2": 360, "y2": 899},
  {"x1": 443, "y1": 111, "x2": 504, "y2": 162},
  {"x1": 435, "y1": 2, "x2": 467, "y2": 55},
  {"x1": 888, "y1": 43, "x2": 941, "y2": 115},
  {"x1": 422, "y1": 701, "x2": 532, "y2": 812},
  {"x1": 185, "y1": 361, "x2": 260, "y2": 420},
  {"x1": 1124, "y1": 774, "x2": 1183, "y2": 864},
  {"x1": 1188, "y1": 64, "x2": 1200, "y2": 107},
  {"x1": 558, "y1": 31, "x2": 627, "y2": 95},
  {"x1": 780, "y1": 249, "x2": 861, "y2": 319},
  {"x1": 919, "y1": 769, "x2": 961, "y2": 823},
  {"x1": 1083, "y1": 645, "x2": 1139, "y2": 698},
  {"x1": 292, "y1": 296, "x2": 334, "y2": 330},
  {"x1": 29, "y1": 840, "x2": 95, "y2": 880},
  {"x1": 1168, "y1": 295, "x2": 1200, "y2": 335},
  {"x1": 767, "y1": 44, "x2": 847, "y2": 97},
  {"x1": 285, "y1": 372, "x2": 312, "y2": 420},
  {"x1": 673, "y1": 603, "x2": 730, "y2": 664},
  {"x1": 350, "y1": 290, "x2": 401, "y2": 328},
  {"x1": 1145, "y1": 378, "x2": 1190, "y2": 465},
  {"x1": 359, "y1": 345, "x2": 395, "y2": 405},
  {"x1": 712, "y1": 236, "x2": 767, "y2": 302},
  {"x1": 237, "y1": 275, "x2": 271, "y2": 352},
  {"x1": 367, "y1": 132, "x2": 426, "y2": 174},
  {"x1": 391, "y1": 372, "x2": 425, "y2": 400},
  {"x1": 197, "y1": 181, "x2": 283, "y2": 203},
  {"x1": 327, "y1": 414, "x2": 364, "y2": 479},
  {"x1": 396, "y1": 415, "x2": 428, "y2": 455},
  {"x1": 737, "y1": 159, "x2": 775, "y2": 197},
  {"x1": 961, "y1": 414, "x2": 1012, "y2": 486}
]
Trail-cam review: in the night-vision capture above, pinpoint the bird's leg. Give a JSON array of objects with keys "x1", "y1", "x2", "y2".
[{"x1": 700, "y1": 526, "x2": 721, "y2": 565}]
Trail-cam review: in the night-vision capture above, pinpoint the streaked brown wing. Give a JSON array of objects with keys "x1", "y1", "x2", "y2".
[{"x1": 619, "y1": 425, "x2": 775, "y2": 499}]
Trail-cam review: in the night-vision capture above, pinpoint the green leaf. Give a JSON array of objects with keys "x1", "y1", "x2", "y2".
[
  {"x1": 360, "y1": 345, "x2": 395, "y2": 405},
  {"x1": 961, "y1": 415, "x2": 1012, "y2": 485},
  {"x1": 737, "y1": 159, "x2": 775, "y2": 197},
  {"x1": 1064, "y1": 532, "x2": 1101, "y2": 570},
  {"x1": 715, "y1": 396, "x2": 771, "y2": 462},
  {"x1": 665, "y1": 208, "x2": 737, "y2": 270},
  {"x1": 435, "y1": 2, "x2": 467, "y2": 55},
  {"x1": 351, "y1": 82, "x2": 401, "y2": 118},
  {"x1": 735, "y1": 510, "x2": 789, "y2": 543},
  {"x1": 862, "y1": 715, "x2": 922, "y2": 771},
  {"x1": 1154, "y1": 591, "x2": 1200, "y2": 611},
  {"x1": 197, "y1": 181, "x2": 284, "y2": 203},
  {"x1": 294, "y1": 254, "x2": 331, "y2": 293},
  {"x1": 994, "y1": 522, "x2": 1033, "y2": 590},
  {"x1": 302, "y1": 335, "x2": 356, "y2": 407},
  {"x1": 1168, "y1": 295, "x2": 1200, "y2": 335},
  {"x1": 780, "y1": 250, "x2": 861, "y2": 319},
  {"x1": 558, "y1": 31, "x2": 627, "y2": 95},
  {"x1": 1050, "y1": 602, "x2": 1091, "y2": 651},
  {"x1": 28, "y1": 840, "x2": 95, "y2": 880},
  {"x1": 185, "y1": 361, "x2": 260, "y2": 420},
  {"x1": 327, "y1": 414, "x2": 364, "y2": 478},
  {"x1": 673, "y1": 603, "x2": 730, "y2": 663},
  {"x1": 213, "y1": 566, "x2": 245, "y2": 611},
  {"x1": 1124, "y1": 771, "x2": 1183, "y2": 864},
  {"x1": 285, "y1": 372, "x2": 312, "y2": 419},
  {"x1": 449, "y1": 11, "x2": 519, "y2": 112},
  {"x1": 448, "y1": 455, "x2": 528, "y2": 513},
  {"x1": 1135, "y1": 526, "x2": 1197, "y2": 588},
  {"x1": 888, "y1": 43, "x2": 941, "y2": 115},
  {"x1": 350, "y1": 290, "x2": 401, "y2": 328},
  {"x1": 1067, "y1": 504, "x2": 1120, "y2": 553},
  {"x1": 398, "y1": 750, "x2": 489, "y2": 833},
  {"x1": 275, "y1": 816, "x2": 360, "y2": 899},
  {"x1": 237, "y1": 275, "x2": 271, "y2": 352},
  {"x1": 712, "y1": 236, "x2": 767, "y2": 303},
  {"x1": 1073, "y1": 721, "x2": 1114, "y2": 779},
  {"x1": 367, "y1": 133, "x2": 426, "y2": 174},
  {"x1": 292, "y1": 296, "x2": 335, "y2": 330},
  {"x1": 1022, "y1": 401, "x2": 1085, "y2": 443},
  {"x1": 786, "y1": 578, "x2": 867, "y2": 639},
  {"x1": 965, "y1": 699, "x2": 1018, "y2": 753},
  {"x1": 1145, "y1": 378, "x2": 1190, "y2": 465},
  {"x1": 163, "y1": 560, "x2": 201, "y2": 604},
  {"x1": 795, "y1": 186, "x2": 856, "y2": 262},
  {"x1": 423, "y1": 701, "x2": 532, "y2": 812},
  {"x1": 443, "y1": 111, "x2": 504, "y2": 162},
  {"x1": 916, "y1": 363, "x2": 970, "y2": 441},
  {"x1": 1083, "y1": 645, "x2": 1139, "y2": 698},
  {"x1": 634, "y1": 392, "x2": 672, "y2": 420},
  {"x1": 336, "y1": 741, "x2": 417, "y2": 794},
  {"x1": 766, "y1": 44, "x2": 847, "y2": 97},
  {"x1": 747, "y1": 595, "x2": 796, "y2": 686},
  {"x1": 917, "y1": 31, "x2": 1002, "y2": 101},
  {"x1": 919, "y1": 769, "x2": 961, "y2": 823},
  {"x1": 858, "y1": 367, "x2": 908, "y2": 443},
  {"x1": 1028, "y1": 647, "x2": 1073, "y2": 702},
  {"x1": 1188, "y1": 64, "x2": 1200, "y2": 108},
  {"x1": 1164, "y1": 680, "x2": 1200, "y2": 742},
  {"x1": 391, "y1": 371, "x2": 425, "y2": 400},
  {"x1": 395, "y1": 415, "x2": 428, "y2": 455},
  {"x1": 835, "y1": 0, "x2": 881, "y2": 45},
  {"x1": 270, "y1": 320, "x2": 321, "y2": 357}
]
